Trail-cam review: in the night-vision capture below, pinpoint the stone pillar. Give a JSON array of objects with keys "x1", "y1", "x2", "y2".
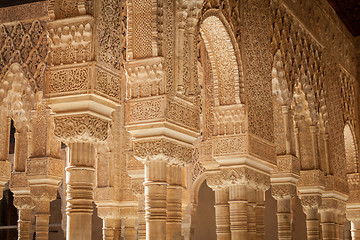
[
  {"x1": 247, "y1": 188, "x2": 257, "y2": 239},
  {"x1": 337, "y1": 213, "x2": 344, "y2": 240},
  {"x1": 144, "y1": 158, "x2": 167, "y2": 240},
  {"x1": 166, "y1": 164, "x2": 183, "y2": 240},
  {"x1": 66, "y1": 142, "x2": 96, "y2": 240},
  {"x1": 96, "y1": 205, "x2": 122, "y2": 240},
  {"x1": 213, "y1": 187, "x2": 231, "y2": 240},
  {"x1": 272, "y1": 185, "x2": 296, "y2": 240},
  {"x1": 0, "y1": 115, "x2": 11, "y2": 199},
  {"x1": 102, "y1": 218, "x2": 116, "y2": 240},
  {"x1": 228, "y1": 184, "x2": 248, "y2": 240},
  {"x1": 351, "y1": 220, "x2": 360, "y2": 240},
  {"x1": 276, "y1": 198, "x2": 292, "y2": 240},
  {"x1": 320, "y1": 209, "x2": 336, "y2": 240},
  {"x1": 301, "y1": 195, "x2": 321, "y2": 240},
  {"x1": 255, "y1": 190, "x2": 265, "y2": 240},
  {"x1": 137, "y1": 195, "x2": 146, "y2": 240},
  {"x1": 13, "y1": 194, "x2": 35, "y2": 240},
  {"x1": 34, "y1": 199, "x2": 51, "y2": 240},
  {"x1": 123, "y1": 206, "x2": 137, "y2": 240}
]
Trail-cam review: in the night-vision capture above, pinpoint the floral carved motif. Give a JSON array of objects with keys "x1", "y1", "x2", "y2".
[
  {"x1": 47, "y1": 67, "x2": 89, "y2": 95},
  {"x1": 127, "y1": 98, "x2": 164, "y2": 123},
  {"x1": 248, "y1": 134, "x2": 277, "y2": 164},
  {"x1": 271, "y1": 184, "x2": 296, "y2": 200},
  {"x1": 54, "y1": 114, "x2": 110, "y2": 142},
  {"x1": 98, "y1": 0, "x2": 125, "y2": 70},
  {"x1": 340, "y1": 67, "x2": 356, "y2": 128},
  {"x1": 167, "y1": 100, "x2": 199, "y2": 131},
  {"x1": 0, "y1": 20, "x2": 49, "y2": 92},
  {"x1": 133, "y1": 138, "x2": 193, "y2": 164},
  {"x1": 213, "y1": 135, "x2": 246, "y2": 156},
  {"x1": 95, "y1": 68, "x2": 121, "y2": 101},
  {"x1": 221, "y1": 167, "x2": 270, "y2": 190}
]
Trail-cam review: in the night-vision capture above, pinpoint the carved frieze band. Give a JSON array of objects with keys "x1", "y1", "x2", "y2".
[
  {"x1": 48, "y1": 15, "x2": 94, "y2": 66},
  {"x1": 213, "y1": 135, "x2": 246, "y2": 156},
  {"x1": 324, "y1": 175, "x2": 348, "y2": 194},
  {"x1": 273, "y1": 154, "x2": 300, "y2": 175},
  {"x1": 46, "y1": 64, "x2": 120, "y2": 101},
  {"x1": 297, "y1": 169, "x2": 325, "y2": 188},
  {"x1": 26, "y1": 157, "x2": 64, "y2": 179},
  {"x1": 126, "y1": 96, "x2": 199, "y2": 131},
  {"x1": 212, "y1": 134, "x2": 276, "y2": 165},
  {"x1": 47, "y1": 65, "x2": 89, "y2": 95}
]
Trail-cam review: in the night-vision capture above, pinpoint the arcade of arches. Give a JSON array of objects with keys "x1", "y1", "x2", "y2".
[{"x1": 0, "y1": 0, "x2": 359, "y2": 239}]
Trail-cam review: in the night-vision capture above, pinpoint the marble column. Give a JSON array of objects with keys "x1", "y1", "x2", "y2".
[
  {"x1": 166, "y1": 164, "x2": 183, "y2": 240},
  {"x1": 337, "y1": 213, "x2": 344, "y2": 240},
  {"x1": 13, "y1": 195, "x2": 35, "y2": 240},
  {"x1": 0, "y1": 115, "x2": 10, "y2": 199},
  {"x1": 255, "y1": 190, "x2": 265, "y2": 240},
  {"x1": 351, "y1": 220, "x2": 360, "y2": 240},
  {"x1": 320, "y1": 209, "x2": 336, "y2": 240},
  {"x1": 214, "y1": 187, "x2": 231, "y2": 240},
  {"x1": 247, "y1": 188, "x2": 257, "y2": 239},
  {"x1": 272, "y1": 185, "x2": 296, "y2": 240},
  {"x1": 137, "y1": 195, "x2": 146, "y2": 240},
  {"x1": 228, "y1": 184, "x2": 248, "y2": 240},
  {"x1": 34, "y1": 200, "x2": 51, "y2": 240},
  {"x1": 144, "y1": 158, "x2": 167, "y2": 240},
  {"x1": 301, "y1": 195, "x2": 321, "y2": 240},
  {"x1": 66, "y1": 142, "x2": 95, "y2": 240},
  {"x1": 123, "y1": 206, "x2": 137, "y2": 240}
]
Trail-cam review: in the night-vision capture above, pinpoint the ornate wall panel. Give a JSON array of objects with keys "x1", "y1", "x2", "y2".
[{"x1": 243, "y1": 0, "x2": 273, "y2": 143}]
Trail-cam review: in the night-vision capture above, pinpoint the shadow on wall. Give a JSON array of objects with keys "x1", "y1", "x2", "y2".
[{"x1": 193, "y1": 180, "x2": 216, "y2": 240}]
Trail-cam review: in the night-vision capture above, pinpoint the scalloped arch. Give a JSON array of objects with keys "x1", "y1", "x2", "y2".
[
  {"x1": 199, "y1": 10, "x2": 244, "y2": 106},
  {"x1": 344, "y1": 123, "x2": 359, "y2": 174}
]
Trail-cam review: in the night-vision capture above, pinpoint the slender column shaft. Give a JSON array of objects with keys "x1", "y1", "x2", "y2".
[
  {"x1": 144, "y1": 159, "x2": 167, "y2": 240},
  {"x1": 337, "y1": 214, "x2": 344, "y2": 240},
  {"x1": 247, "y1": 188, "x2": 257, "y2": 239},
  {"x1": 277, "y1": 198, "x2": 292, "y2": 240},
  {"x1": 309, "y1": 126, "x2": 319, "y2": 169},
  {"x1": 351, "y1": 220, "x2": 360, "y2": 240},
  {"x1": 305, "y1": 208, "x2": 320, "y2": 240},
  {"x1": 166, "y1": 165, "x2": 183, "y2": 240},
  {"x1": 320, "y1": 210, "x2": 336, "y2": 240},
  {"x1": 34, "y1": 201, "x2": 51, "y2": 240},
  {"x1": 18, "y1": 208, "x2": 32, "y2": 240},
  {"x1": 229, "y1": 185, "x2": 248, "y2": 240},
  {"x1": 323, "y1": 134, "x2": 330, "y2": 174},
  {"x1": 103, "y1": 218, "x2": 115, "y2": 240},
  {"x1": 255, "y1": 190, "x2": 265, "y2": 240},
  {"x1": 294, "y1": 127, "x2": 300, "y2": 159},
  {"x1": 281, "y1": 106, "x2": 291, "y2": 154},
  {"x1": 66, "y1": 142, "x2": 95, "y2": 240},
  {"x1": 124, "y1": 216, "x2": 136, "y2": 239},
  {"x1": 214, "y1": 187, "x2": 231, "y2": 240},
  {"x1": 137, "y1": 196, "x2": 146, "y2": 240}
]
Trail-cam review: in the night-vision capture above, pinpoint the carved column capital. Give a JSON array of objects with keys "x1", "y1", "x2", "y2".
[
  {"x1": 300, "y1": 195, "x2": 322, "y2": 210},
  {"x1": 271, "y1": 184, "x2": 297, "y2": 200},
  {"x1": 133, "y1": 138, "x2": 193, "y2": 166},
  {"x1": 54, "y1": 114, "x2": 110, "y2": 143}
]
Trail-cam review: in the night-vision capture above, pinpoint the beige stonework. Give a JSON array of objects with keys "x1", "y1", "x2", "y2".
[{"x1": 0, "y1": 0, "x2": 358, "y2": 240}]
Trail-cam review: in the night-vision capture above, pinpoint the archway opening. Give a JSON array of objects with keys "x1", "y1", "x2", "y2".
[{"x1": 192, "y1": 180, "x2": 216, "y2": 240}]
